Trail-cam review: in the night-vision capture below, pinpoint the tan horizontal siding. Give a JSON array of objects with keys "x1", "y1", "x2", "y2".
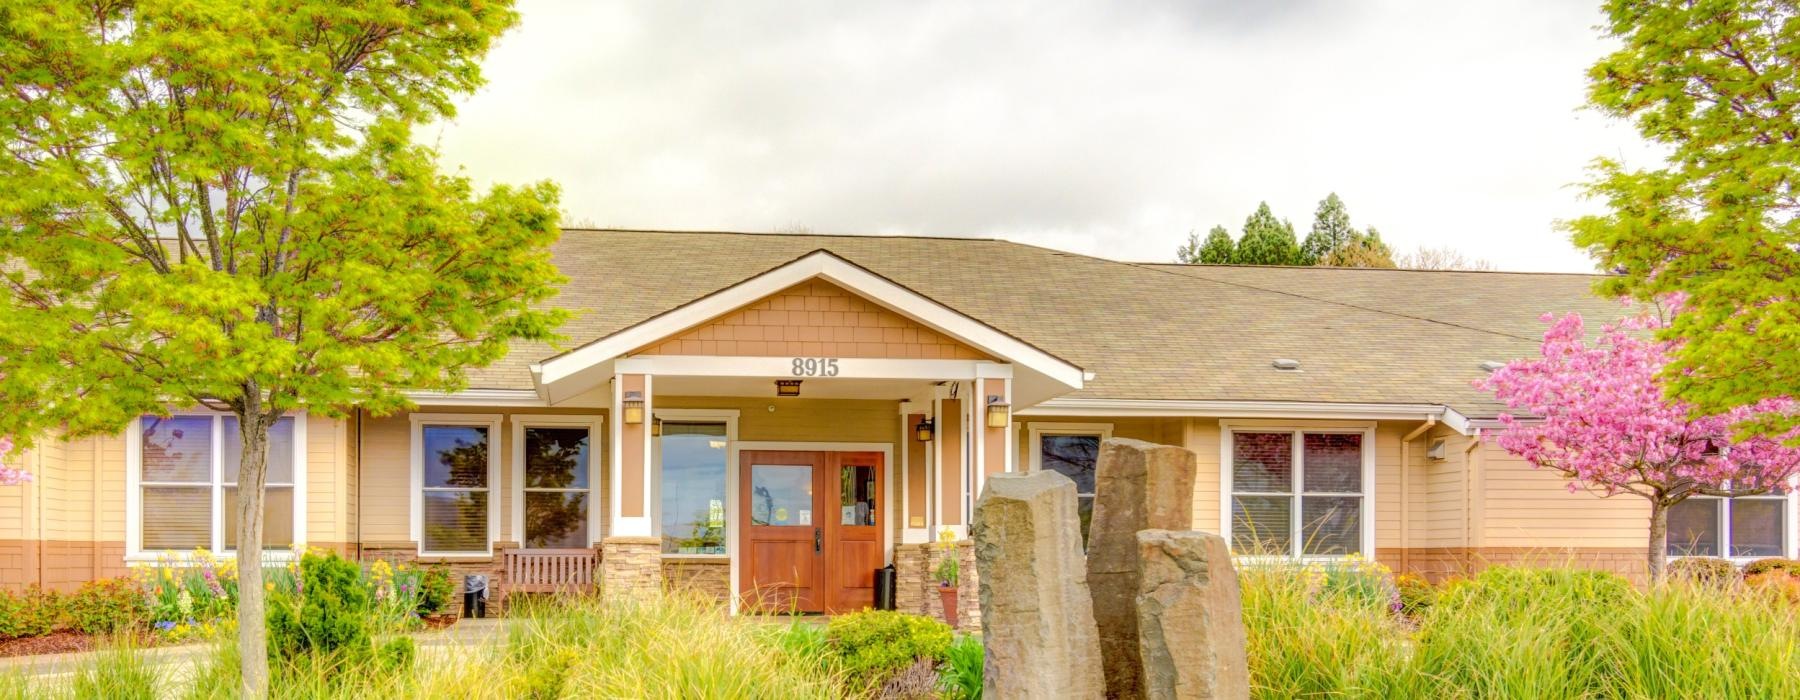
[{"x1": 1480, "y1": 443, "x2": 1647, "y2": 548}]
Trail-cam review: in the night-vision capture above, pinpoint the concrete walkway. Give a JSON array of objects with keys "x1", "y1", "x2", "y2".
[{"x1": 0, "y1": 618, "x2": 513, "y2": 686}]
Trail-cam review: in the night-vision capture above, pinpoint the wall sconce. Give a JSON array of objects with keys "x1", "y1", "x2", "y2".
[
  {"x1": 985, "y1": 395, "x2": 1010, "y2": 429},
  {"x1": 622, "y1": 391, "x2": 645, "y2": 424},
  {"x1": 914, "y1": 416, "x2": 935, "y2": 442},
  {"x1": 776, "y1": 379, "x2": 802, "y2": 397}
]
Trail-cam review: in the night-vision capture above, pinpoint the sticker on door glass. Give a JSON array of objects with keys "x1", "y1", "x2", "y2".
[
  {"x1": 774, "y1": 507, "x2": 789, "y2": 524},
  {"x1": 798, "y1": 510, "x2": 811, "y2": 525}
]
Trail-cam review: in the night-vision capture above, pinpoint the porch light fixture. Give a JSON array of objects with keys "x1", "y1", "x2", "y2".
[
  {"x1": 622, "y1": 391, "x2": 645, "y2": 424},
  {"x1": 985, "y1": 395, "x2": 1010, "y2": 429},
  {"x1": 776, "y1": 380, "x2": 802, "y2": 397},
  {"x1": 914, "y1": 416, "x2": 935, "y2": 442}
]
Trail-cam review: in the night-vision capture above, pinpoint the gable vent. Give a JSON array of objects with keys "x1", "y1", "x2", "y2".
[{"x1": 1272, "y1": 358, "x2": 1301, "y2": 371}]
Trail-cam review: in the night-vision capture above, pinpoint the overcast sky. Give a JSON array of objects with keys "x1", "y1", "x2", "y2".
[{"x1": 426, "y1": 0, "x2": 1659, "y2": 273}]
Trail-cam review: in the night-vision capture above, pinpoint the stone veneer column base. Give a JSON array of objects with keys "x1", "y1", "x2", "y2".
[
  {"x1": 892, "y1": 541, "x2": 979, "y2": 632},
  {"x1": 601, "y1": 536, "x2": 664, "y2": 597}
]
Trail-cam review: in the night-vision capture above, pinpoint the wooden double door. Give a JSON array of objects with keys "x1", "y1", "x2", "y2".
[{"x1": 740, "y1": 450, "x2": 883, "y2": 614}]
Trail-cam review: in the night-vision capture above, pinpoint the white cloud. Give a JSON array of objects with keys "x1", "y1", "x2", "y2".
[{"x1": 426, "y1": 0, "x2": 1657, "y2": 272}]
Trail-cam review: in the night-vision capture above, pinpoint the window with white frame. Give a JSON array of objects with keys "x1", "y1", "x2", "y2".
[
  {"x1": 418, "y1": 422, "x2": 495, "y2": 555},
  {"x1": 658, "y1": 422, "x2": 728, "y2": 555},
  {"x1": 1028, "y1": 423, "x2": 1113, "y2": 546},
  {"x1": 1667, "y1": 492, "x2": 1793, "y2": 559},
  {"x1": 135, "y1": 414, "x2": 302, "y2": 555},
  {"x1": 520, "y1": 425, "x2": 594, "y2": 549},
  {"x1": 1228, "y1": 429, "x2": 1369, "y2": 557}
]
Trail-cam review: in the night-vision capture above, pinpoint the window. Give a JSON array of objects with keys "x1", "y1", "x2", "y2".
[
  {"x1": 132, "y1": 414, "x2": 304, "y2": 557},
  {"x1": 1668, "y1": 493, "x2": 1793, "y2": 559},
  {"x1": 1028, "y1": 423, "x2": 1112, "y2": 545},
  {"x1": 1227, "y1": 429, "x2": 1369, "y2": 557},
  {"x1": 659, "y1": 422, "x2": 728, "y2": 554},
  {"x1": 413, "y1": 417, "x2": 499, "y2": 556},
  {"x1": 520, "y1": 426, "x2": 593, "y2": 549}
]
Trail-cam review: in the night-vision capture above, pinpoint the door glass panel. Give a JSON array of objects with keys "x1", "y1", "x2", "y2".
[
  {"x1": 750, "y1": 465, "x2": 813, "y2": 527},
  {"x1": 839, "y1": 465, "x2": 876, "y2": 526}
]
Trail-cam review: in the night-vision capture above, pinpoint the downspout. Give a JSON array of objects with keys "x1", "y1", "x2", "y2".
[
  {"x1": 1463, "y1": 431, "x2": 1483, "y2": 564},
  {"x1": 1399, "y1": 417, "x2": 1436, "y2": 574},
  {"x1": 354, "y1": 408, "x2": 364, "y2": 561}
]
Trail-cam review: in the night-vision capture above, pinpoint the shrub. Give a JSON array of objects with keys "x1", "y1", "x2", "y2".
[
  {"x1": 67, "y1": 579, "x2": 147, "y2": 635},
  {"x1": 267, "y1": 551, "x2": 374, "y2": 663},
  {"x1": 1666, "y1": 556, "x2": 1737, "y2": 584},
  {"x1": 938, "y1": 635, "x2": 984, "y2": 700},
  {"x1": 70, "y1": 644, "x2": 159, "y2": 700},
  {"x1": 1240, "y1": 560, "x2": 1409, "y2": 698},
  {"x1": 0, "y1": 587, "x2": 64, "y2": 639},
  {"x1": 418, "y1": 563, "x2": 455, "y2": 615},
  {"x1": 1410, "y1": 566, "x2": 1635, "y2": 697},
  {"x1": 878, "y1": 658, "x2": 942, "y2": 700},
  {"x1": 826, "y1": 610, "x2": 954, "y2": 693},
  {"x1": 1393, "y1": 573, "x2": 1437, "y2": 617},
  {"x1": 1742, "y1": 557, "x2": 1800, "y2": 578}
]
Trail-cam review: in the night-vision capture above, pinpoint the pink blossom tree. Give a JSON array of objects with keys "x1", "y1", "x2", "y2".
[
  {"x1": 1482, "y1": 310, "x2": 1800, "y2": 581},
  {"x1": 0, "y1": 436, "x2": 27, "y2": 486}
]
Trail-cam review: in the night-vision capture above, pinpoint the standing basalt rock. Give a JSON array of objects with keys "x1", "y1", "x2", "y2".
[
  {"x1": 1135, "y1": 529, "x2": 1248, "y2": 700},
  {"x1": 1085, "y1": 438, "x2": 1197, "y2": 698},
  {"x1": 973, "y1": 470, "x2": 1104, "y2": 699}
]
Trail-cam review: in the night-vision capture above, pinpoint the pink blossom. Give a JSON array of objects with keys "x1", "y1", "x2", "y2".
[
  {"x1": 1481, "y1": 311, "x2": 1800, "y2": 499},
  {"x1": 0, "y1": 437, "x2": 28, "y2": 486}
]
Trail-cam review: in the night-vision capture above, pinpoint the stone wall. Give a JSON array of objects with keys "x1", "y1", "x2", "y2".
[
  {"x1": 601, "y1": 536, "x2": 663, "y2": 596},
  {"x1": 893, "y1": 540, "x2": 979, "y2": 632},
  {"x1": 663, "y1": 558, "x2": 730, "y2": 602}
]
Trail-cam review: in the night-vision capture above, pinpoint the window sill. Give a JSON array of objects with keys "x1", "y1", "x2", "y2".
[
  {"x1": 415, "y1": 553, "x2": 495, "y2": 564},
  {"x1": 661, "y1": 553, "x2": 728, "y2": 561},
  {"x1": 126, "y1": 550, "x2": 301, "y2": 565}
]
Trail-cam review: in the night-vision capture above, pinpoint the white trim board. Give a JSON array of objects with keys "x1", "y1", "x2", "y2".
[
  {"x1": 1022, "y1": 398, "x2": 1475, "y2": 435},
  {"x1": 534, "y1": 250, "x2": 1083, "y2": 405}
]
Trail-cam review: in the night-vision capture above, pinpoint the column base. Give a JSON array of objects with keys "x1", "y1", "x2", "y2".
[
  {"x1": 893, "y1": 540, "x2": 979, "y2": 632},
  {"x1": 601, "y1": 536, "x2": 664, "y2": 597}
]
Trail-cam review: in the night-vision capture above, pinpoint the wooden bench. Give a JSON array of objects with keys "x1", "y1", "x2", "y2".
[{"x1": 501, "y1": 548, "x2": 598, "y2": 603}]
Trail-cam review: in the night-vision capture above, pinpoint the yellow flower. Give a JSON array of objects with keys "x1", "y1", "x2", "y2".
[{"x1": 265, "y1": 583, "x2": 275, "y2": 592}]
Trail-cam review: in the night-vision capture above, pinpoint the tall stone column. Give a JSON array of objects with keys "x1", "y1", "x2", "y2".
[
  {"x1": 1135, "y1": 530, "x2": 1248, "y2": 699},
  {"x1": 973, "y1": 470, "x2": 1103, "y2": 699},
  {"x1": 1085, "y1": 438, "x2": 1197, "y2": 698}
]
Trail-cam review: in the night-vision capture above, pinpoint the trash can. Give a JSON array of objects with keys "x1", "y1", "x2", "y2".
[
  {"x1": 462, "y1": 574, "x2": 488, "y2": 619},
  {"x1": 873, "y1": 565, "x2": 896, "y2": 611}
]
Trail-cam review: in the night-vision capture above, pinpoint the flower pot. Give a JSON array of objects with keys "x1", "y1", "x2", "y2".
[{"x1": 939, "y1": 584, "x2": 958, "y2": 628}]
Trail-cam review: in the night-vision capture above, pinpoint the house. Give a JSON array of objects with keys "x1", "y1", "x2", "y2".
[{"x1": 2, "y1": 229, "x2": 1795, "y2": 621}]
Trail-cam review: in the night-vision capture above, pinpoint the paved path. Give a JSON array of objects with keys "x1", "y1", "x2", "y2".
[{"x1": 0, "y1": 618, "x2": 513, "y2": 688}]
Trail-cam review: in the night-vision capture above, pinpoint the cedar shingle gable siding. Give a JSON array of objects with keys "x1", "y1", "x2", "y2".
[
  {"x1": 631, "y1": 279, "x2": 991, "y2": 360},
  {"x1": 476, "y1": 229, "x2": 1618, "y2": 417}
]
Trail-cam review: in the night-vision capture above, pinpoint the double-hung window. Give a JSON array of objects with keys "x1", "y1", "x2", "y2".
[
  {"x1": 414, "y1": 416, "x2": 500, "y2": 556},
  {"x1": 1667, "y1": 491, "x2": 1796, "y2": 560},
  {"x1": 132, "y1": 414, "x2": 304, "y2": 557},
  {"x1": 1028, "y1": 423, "x2": 1113, "y2": 546},
  {"x1": 515, "y1": 419, "x2": 600, "y2": 549},
  {"x1": 1226, "y1": 428, "x2": 1370, "y2": 557}
]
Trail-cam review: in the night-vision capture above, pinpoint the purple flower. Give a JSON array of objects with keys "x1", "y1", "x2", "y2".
[{"x1": 155, "y1": 621, "x2": 176, "y2": 631}]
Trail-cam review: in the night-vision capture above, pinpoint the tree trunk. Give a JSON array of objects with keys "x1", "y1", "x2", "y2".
[
  {"x1": 234, "y1": 410, "x2": 272, "y2": 698},
  {"x1": 1646, "y1": 498, "x2": 1669, "y2": 584}
]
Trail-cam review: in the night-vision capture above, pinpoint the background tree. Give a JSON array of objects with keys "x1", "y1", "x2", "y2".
[
  {"x1": 1176, "y1": 225, "x2": 1237, "y2": 264},
  {"x1": 1570, "y1": 0, "x2": 1800, "y2": 431},
  {"x1": 1318, "y1": 226, "x2": 1397, "y2": 268},
  {"x1": 1234, "y1": 202, "x2": 1305, "y2": 265},
  {"x1": 0, "y1": 2, "x2": 564, "y2": 694},
  {"x1": 1301, "y1": 193, "x2": 1357, "y2": 263},
  {"x1": 1397, "y1": 245, "x2": 1496, "y2": 271},
  {"x1": 1482, "y1": 310, "x2": 1800, "y2": 580}
]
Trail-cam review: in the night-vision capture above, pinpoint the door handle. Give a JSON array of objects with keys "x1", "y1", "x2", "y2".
[{"x1": 814, "y1": 527, "x2": 822, "y2": 554}]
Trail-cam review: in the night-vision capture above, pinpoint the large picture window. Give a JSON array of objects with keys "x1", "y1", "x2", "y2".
[
  {"x1": 1028, "y1": 423, "x2": 1113, "y2": 546},
  {"x1": 521, "y1": 426, "x2": 593, "y2": 549},
  {"x1": 659, "y1": 422, "x2": 728, "y2": 555},
  {"x1": 1668, "y1": 493, "x2": 1793, "y2": 559},
  {"x1": 417, "y1": 422, "x2": 495, "y2": 555},
  {"x1": 134, "y1": 414, "x2": 303, "y2": 556},
  {"x1": 1228, "y1": 429, "x2": 1369, "y2": 557}
]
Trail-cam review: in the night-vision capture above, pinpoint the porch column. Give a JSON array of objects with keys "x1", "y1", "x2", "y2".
[
  {"x1": 974, "y1": 371, "x2": 1014, "y2": 498},
  {"x1": 602, "y1": 372, "x2": 662, "y2": 595}
]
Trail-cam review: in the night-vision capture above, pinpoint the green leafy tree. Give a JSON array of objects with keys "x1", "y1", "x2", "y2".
[
  {"x1": 1234, "y1": 202, "x2": 1305, "y2": 266},
  {"x1": 0, "y1": 2, "x2": 565, "y2": 695},
  {"x1": 1176, "y1": 225, "x2": 1237, "y2": 264},
  {"x1": 1320, "y1": 226, "x2": 1397, "y2": 268},
  {"x1": 1301, "y1": 193, "x2": 1356, "y2": 264},
  {"x1": 1570, "y1": 0, "x2": 1800, "y2": 428}
]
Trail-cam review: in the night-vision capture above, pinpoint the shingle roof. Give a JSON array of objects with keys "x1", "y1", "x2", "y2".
[{"x1": 469, "y1": 229, "x2": 1617, "y2": 416}]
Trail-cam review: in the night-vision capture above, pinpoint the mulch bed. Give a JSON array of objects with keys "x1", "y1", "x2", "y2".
[
  {"x1": 0, "y1": 631, "x2": 99, "y2": 658},
  {"x1": 421, "y1": 613, "x2": 459, "y2": 630}
]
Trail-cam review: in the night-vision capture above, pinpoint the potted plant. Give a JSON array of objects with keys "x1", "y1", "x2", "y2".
[{"x1": 934, "y1": 528, "x2": 960, "y2": 627}]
